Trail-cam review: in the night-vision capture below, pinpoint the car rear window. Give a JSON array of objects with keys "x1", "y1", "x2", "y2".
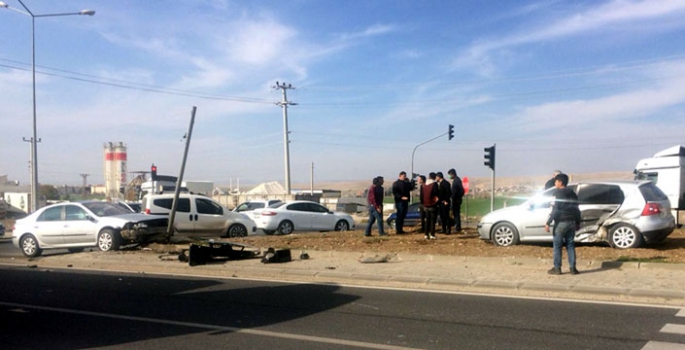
[
  {"x1": 639, "y1": 183, "x2": 668, "y2": 201},
  {"x1": 269, "y1": 202, "x2": 286, "y2": 208}
]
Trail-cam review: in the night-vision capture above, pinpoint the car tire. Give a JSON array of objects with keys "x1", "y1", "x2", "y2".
[
  {"x1": 67, "y1": 247, "x2": 85, "y2": 253},
  {"x1": 387, "y1": 219, "x2": 396, "y2": 229},
  {"x1": 491, "y1": 222, "x2": 520, "y2": 247},
  {"x1": 227, "y1": 224, "x2": 248, "y2": 238},
  {"x1": 98, "y1": 229, "x2": 121, "y2": 252},
  {"x1": 609, "y1": 224, "x2": 643, "y2": 249},
  {"x1": 20, "y1": 234, "x2": 42, "y2": 258},
  {"x1": 277, "y1": 221, "x2": 294, "y2": 235},
  {"x1": 335, "y1": 220, "x2": 349, "y2": 231}
]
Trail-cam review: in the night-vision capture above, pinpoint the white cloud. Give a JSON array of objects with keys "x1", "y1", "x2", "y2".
[{"x1": 453, "y1": 0, "x2": 685, "y2": 75}]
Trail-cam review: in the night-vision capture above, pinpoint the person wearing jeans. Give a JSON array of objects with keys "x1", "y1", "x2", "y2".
[
  {"x1": 544, "y1": 173, "x2": 581, "y2": 275},
  {"x1": 364, "y1": 176, "x2": 386, "y2": 237}
]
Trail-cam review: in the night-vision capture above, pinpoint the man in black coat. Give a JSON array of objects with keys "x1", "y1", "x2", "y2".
[
  {"x1": 448, "y1": 168, "x2": 465, "y2": 232},
  {"x1": 435, "y1": 172, "x2": 452, "y2": 234},
  {"x1": 392, "y1": 171, "x2": 412, "y2": 234}
]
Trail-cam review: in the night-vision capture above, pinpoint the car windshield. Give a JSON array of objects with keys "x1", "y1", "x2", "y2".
[{"x1": 83, "y1": 202, "x2": 131, "y2": 217}]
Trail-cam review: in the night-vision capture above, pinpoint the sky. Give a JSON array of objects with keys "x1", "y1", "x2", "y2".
[{"x1": 1, "y1": 0, "x2": 685, "y2": 189}]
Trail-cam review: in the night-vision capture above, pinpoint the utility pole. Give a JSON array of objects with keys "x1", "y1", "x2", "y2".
[
  {"x1": 273, "y1": 81, "x2": 297, "y2": 195},
  {"x1": 22, "y1": 137, "x2": 39, "y2": 211},
  {"x1": 79, "y1": 173, "x2": 89, "y2": 196},
  {"x1": 310, "y1": 162, "x2": 314, "y2": 195}
]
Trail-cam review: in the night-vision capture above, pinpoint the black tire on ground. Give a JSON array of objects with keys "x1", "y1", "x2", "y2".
[
  {"x1": 20, "y1": 234, "x2": 42, "y2": 258},
  {"x1": 227, "y1": 224, "x2": 248, "y2": 238},
  {"x1": 277, "y1": 221, "x2": 294, "y2": 235},
  {"x1": 98, "y1": 229, "x2": 121, "y2": 252},
  {"x1": 491, "y1": 222, "x2": 520, "y2": 247},
  {"x1": 335, "y1": 220, "x2": 350, "y2": 231},
  {"x1": 609, "y1": 223, "x2": 643, "y2": 249}
]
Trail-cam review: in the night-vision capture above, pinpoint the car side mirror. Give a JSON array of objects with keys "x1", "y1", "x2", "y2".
[{"x1": 86, "y1": 215, "x2": 97, "y2": 222}]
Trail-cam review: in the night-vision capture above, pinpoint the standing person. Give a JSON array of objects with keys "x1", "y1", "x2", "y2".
[
  {"x1": 364, "y1": 177, "x2": 387, "y2": 237},
  {"x1": 392, "y1": 171, "x2": 411, "y2": 234},
  {"x1": 421, "y1": 172, "x2": 439, "y2": 239},
  {"x1": 416, "y1": 175, "x2": 427, "y2": 233},
  {"x1": 435, "y1": 172, "x2": 452, "y2": 234},
  {"x1": 448, "y1": 168, "x2": 465, "y2": 233},
  {"x1": 544, "y1": 173, "x2": 581, "y2": 275},
  {"x1": 544, "y1": 170, "x2": 562, "y2": 190}
]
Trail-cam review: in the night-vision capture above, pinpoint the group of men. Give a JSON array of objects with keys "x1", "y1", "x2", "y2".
[{"x1": 364, "y1": 169, "x2": 465, "y2": 239}]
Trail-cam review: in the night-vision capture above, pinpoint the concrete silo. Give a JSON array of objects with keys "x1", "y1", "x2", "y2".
[{"x1": 103, "y1": 142, "x2": 127, "y2": 199}]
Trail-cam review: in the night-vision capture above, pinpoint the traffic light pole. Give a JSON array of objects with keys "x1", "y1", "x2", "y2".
[{"x1": 484, "y1": 144, "x2": 496, "y2": 212}]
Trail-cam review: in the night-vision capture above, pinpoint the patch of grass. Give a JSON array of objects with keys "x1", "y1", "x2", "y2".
[{"x1": 616, "y1": 256, "x2": 668, "y2": 263}]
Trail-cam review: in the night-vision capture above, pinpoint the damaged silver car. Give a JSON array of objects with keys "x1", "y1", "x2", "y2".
[
  {"x1": 12, "y1": 201, "x2": 169, "y2": 257},
  {"x1": 477, "y1": 180, "x2": 676, "y2": 249}
]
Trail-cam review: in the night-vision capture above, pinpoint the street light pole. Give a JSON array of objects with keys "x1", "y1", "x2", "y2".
[{"x1": 1, "y1": 1, "x2": 95, "y2": 212}]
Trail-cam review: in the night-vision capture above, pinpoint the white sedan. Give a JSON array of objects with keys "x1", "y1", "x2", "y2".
[
  {"x1": 251, "y1": 200, "x2": 355, "y2": 235},
  {"x1": 12, "y1": 201, "x2": 169, "y2": 257}
]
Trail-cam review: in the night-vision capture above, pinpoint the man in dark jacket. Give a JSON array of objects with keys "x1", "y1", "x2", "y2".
[
  {"x1": 420, "y1": 172, "x2": 439, "y2": 239},
  {"x1": 392, "y1": 171, "x2": 411, "y2": 234},
  {"x1": 448, "y1": 168, "x2": 465, "y2": 232},
  {"x1": 364, "y1": 176, "x2": 386, "y2": 237},
  {"x1": 435, "y1": 172, "x2": 452, "y2": 234},
  {"x1": 545, "y1": 173, "x2": 581, "y2": 275}
]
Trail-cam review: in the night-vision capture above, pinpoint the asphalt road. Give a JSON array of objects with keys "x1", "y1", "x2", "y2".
[{"x1": 0, "y1": 266, "x2": 683, "y2": 350}]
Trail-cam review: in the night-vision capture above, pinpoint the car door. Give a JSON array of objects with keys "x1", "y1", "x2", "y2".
[
  {"x1": 309, "y1": 203, "x2": 336, "y2": 230},
  {"x1": 285, "y1": 203, "x2": 312, "y2": 230},
  {"x1": 518, "y1": 187, "x2": 560, "y2": 239},
  {"x1": 193, "y1": 197, "x2": 226, "y2": 235},
  {"x1": 576, "y1": 184, "x2": 623, "y2": 231},
  {"x1": 155, "y1": 198, "x2": 193, "y2": 233},
  {"x1": 34, "y1": 206, "x2": 66, "y2": 245},
  {"x1": 62, "y1": 204, "x2": 98, "y2": 244}
]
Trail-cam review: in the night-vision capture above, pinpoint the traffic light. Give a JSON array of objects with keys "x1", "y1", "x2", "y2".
[
  {"x1": 448, "y1": 124, "x2": 454, "y2": 140},
  {"x1": 484, "y1": 145, "x2": 496, "y2": 170},
  {"x1": 151, "y1": 164, "x2": 158, "y2": 181}
]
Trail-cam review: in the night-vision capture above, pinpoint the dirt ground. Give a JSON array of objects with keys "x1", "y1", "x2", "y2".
[{"x1": 226, "y1": 226, "x2": 685, "y2": 264}]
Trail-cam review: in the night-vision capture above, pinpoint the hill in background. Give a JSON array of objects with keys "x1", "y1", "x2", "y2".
[{"x1": 295, "y1": 171, "x2": 634, "y2": 197}]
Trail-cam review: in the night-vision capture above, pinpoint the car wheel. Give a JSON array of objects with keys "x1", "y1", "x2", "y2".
[
  {"x1": 335, "y1": 220, "x2": 349, "y2": 231},
  {"x1": 387, "y1": 219, "x2": 396, "y2": 229},
  {"x1": 20, "y1": 234, "x2": 42, "y2": 258},
  {"x1": 609, "y1": 224, "x2": 643, "y2": 249},
  {"x1": 227, "y1": 224, "x2": 248, "y2": 238},
  {"x1": 67, "y1": 247, "x2": 85, "y2": 253},
  {"x1": 277, "y1": 221, "x2": 294, "y2": 235},
  {"x1": 491, "y1": 222, "x2": 520, "y2": 247},
  {"x1": 98, "y1": 229, "x2": 121, "y2": 252}
]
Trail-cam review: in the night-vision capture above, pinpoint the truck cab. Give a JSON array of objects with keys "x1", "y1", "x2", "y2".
[{"x1": 634, "y1": 145, "x2": 685, "y2": 225}]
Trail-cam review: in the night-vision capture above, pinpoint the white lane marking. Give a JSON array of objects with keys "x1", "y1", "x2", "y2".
[
  {"x1": 642, "y1": 341, "x2": 685, "y2": 350},
  {"x1": 661, "y1": 323, "x2": 685, "y2": 335},
  {"x1": 677, "y1": 309, "x2": 685, "y2": 317},
  {"x1": 0, "y1": 301, "x2": 423, "y2": 350}
]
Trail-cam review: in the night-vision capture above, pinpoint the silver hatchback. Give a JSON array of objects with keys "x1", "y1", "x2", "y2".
[{"x1": 477, "y1": 180, "x2": 676, "y2": 249}]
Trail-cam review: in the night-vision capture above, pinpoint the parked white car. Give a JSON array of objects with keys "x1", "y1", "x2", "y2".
[
  {"x1": 251, "y1": 200, "x2": 355, "y2": 235},
  {"x1": 12, "y1": 201, "x2": 169, "y2": 257},
  {"x1": 142, "y1": 193, "x2": 256, "y2": 237},
  {"x1": 232, "y1": 200, "x2": 283, "y2": 220}
]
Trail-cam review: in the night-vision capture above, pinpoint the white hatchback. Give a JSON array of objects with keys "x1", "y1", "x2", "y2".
[{"x1": 251, "y1": 200, "x2": 355, "y2": 235}]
